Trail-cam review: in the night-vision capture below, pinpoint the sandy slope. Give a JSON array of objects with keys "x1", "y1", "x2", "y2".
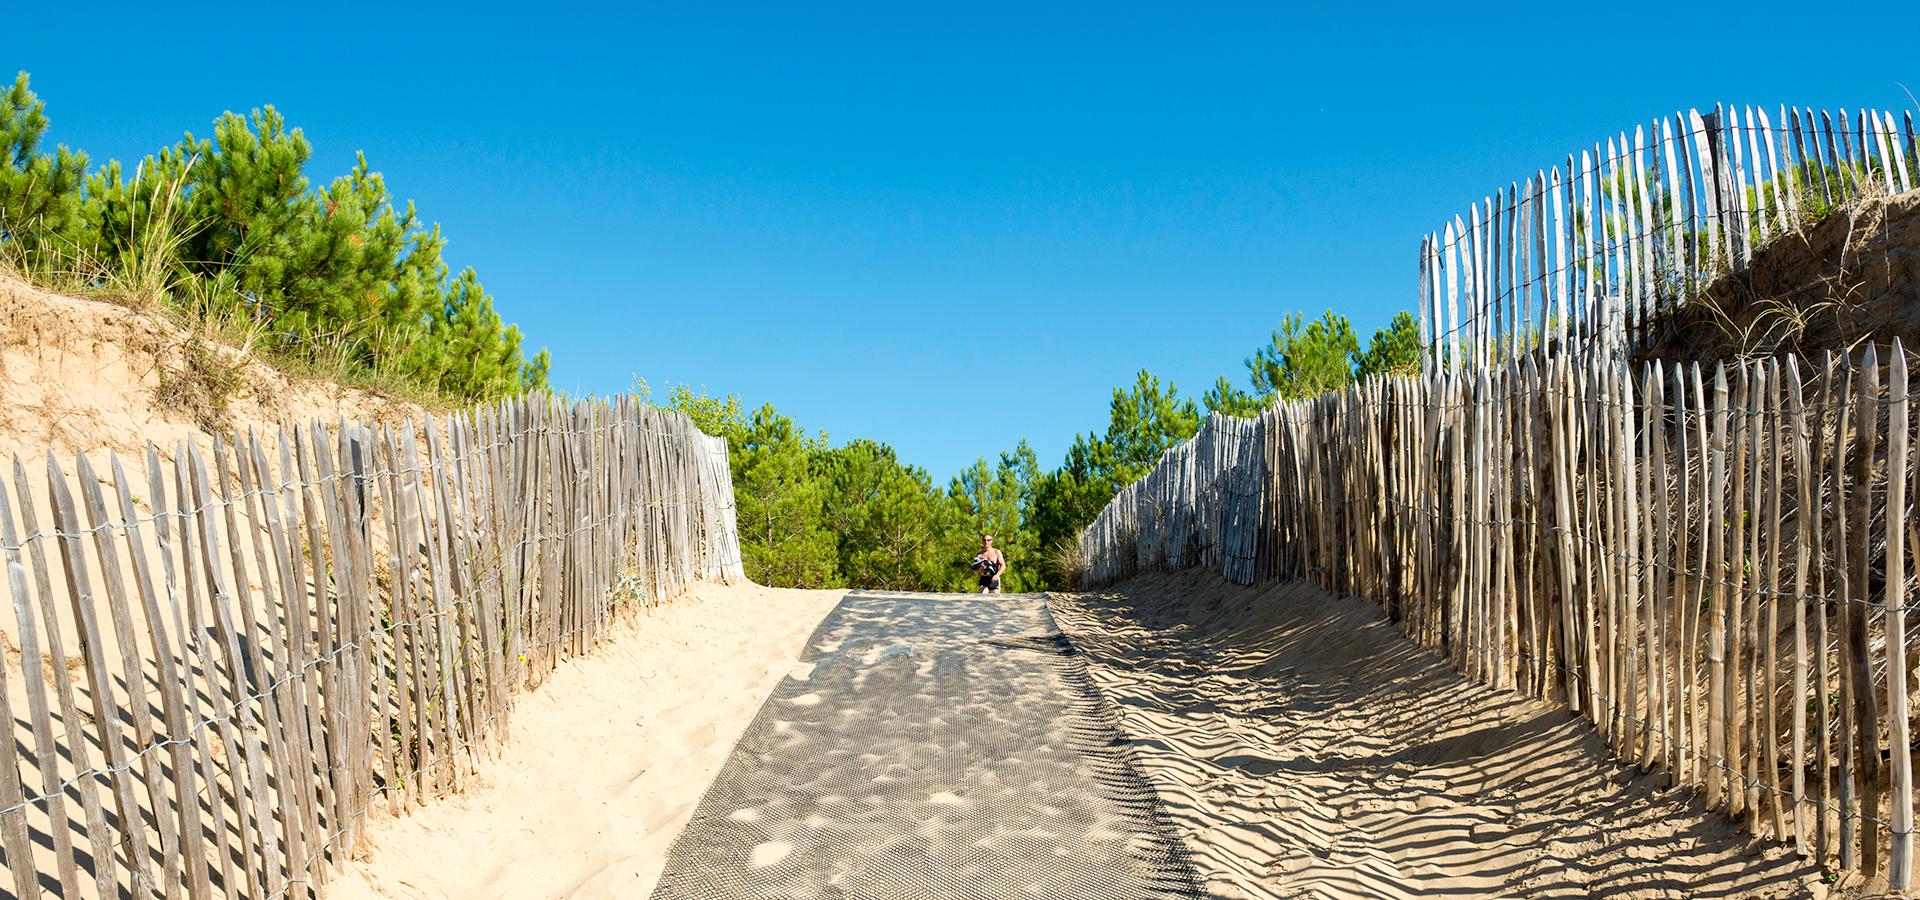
[
  {"x1": 1, "y1": 274, "x2": 428, "y2": 663},
  {"x1": 330, "y1": 581, "x2": 846, "y2": 899},
  {"x1": 1052, "y1": 572, "x2": 1832, "y2": 899},
  {"x1": 0, "y1": 272, "x2": 423, "y2": 466}
]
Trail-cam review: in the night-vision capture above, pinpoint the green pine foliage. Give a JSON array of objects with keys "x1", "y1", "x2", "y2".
[
  {"x1": 944, "y1": 442, "x2": 1042, "y2": 592},
  {"x1": 1248, "y1": 310, "x2": 1360, "y2": 401},
  {"x1": 652, "y1": 307, "x2": 1420, "y2": 593},
  {"x1": 1026, "y1": 311, "x2": 1423, "y2": 589},
  {"x1": 823, "y1": 440, "x2": 961, "y2": 590},
  {"x1": 734, "y1": 404, "x2": 841, "y2": 588},
  {"x1": 0, "y1": 73, "x2": 89, "y2": 262},
  {"x1": 1202, "y1": 374, "x2": 1265, "y2": 417},
  {"x1": 1352, "y1": 311, "x2": 1422, "y2": 380},
  {"x1": 0, "y1": 71, "x2": 545, "y2": 402},
  {"x1": 655, "y1": 382, "x2": 1049, "y2": 592},
  {"x1": 1026, "y1": 370, "x2": 1202, "y2": 582},
  {"x1": 9, "y1": 73, "x2": 1447, "y2": 596}
]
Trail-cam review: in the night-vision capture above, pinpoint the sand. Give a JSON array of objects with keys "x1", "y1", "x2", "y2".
[
  {"x1": 1051, "y1": 571, "x2": 1835, "y2": 899},
  {"x1": 330, "y1": 581, "x2": 846, "y2": 900},
  {"x1": 1636, "y1": 190, "x2": 1920, "y2": 364},
  {"x1": 0, "y1": 272, "x2": 423, "y2": 467},
  {"x1": 650, "y1": 592, "x2": 1205, "y2": 900},
  {"x1": 0, "y1": 275, "x2": 823, "y2": 897},
  {"x1": 0, "y1": 273, "x2": 428, "y2": 665}
]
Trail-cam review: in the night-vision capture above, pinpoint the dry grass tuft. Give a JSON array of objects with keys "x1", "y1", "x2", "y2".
[
  {"x1": 1043, "y1": 534, "x2": 1089, "y2": 591},
  {"x1": 1637, "y1": 183, "x2": 1918, "y2": 365},
  {"x1": 153, "y1": 335, "x2": 251, "y2": 433}
]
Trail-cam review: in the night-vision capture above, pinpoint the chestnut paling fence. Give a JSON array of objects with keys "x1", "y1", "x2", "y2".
[
  {"x1": 1080, "y1": 412, "x2": 1265, "y2": 588},
  {"x1": 1417, "y1": 104, "x2": 1917, "y2": 365},
  {"x1": 1080, "y1": 344, "x2": 1920, "y2": 885},
  {"x1": 0, "y1": 395, "x2": 743, "y2": 898}
]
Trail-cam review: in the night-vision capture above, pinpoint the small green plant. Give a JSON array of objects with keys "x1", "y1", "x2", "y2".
[{"x1": 611, "y1": 573, "x2": 650, "y2": 606}]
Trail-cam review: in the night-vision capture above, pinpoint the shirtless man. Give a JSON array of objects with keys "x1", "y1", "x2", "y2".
[{"x1": 973, "y1": 534, "x2": 1008, "y2": 594}]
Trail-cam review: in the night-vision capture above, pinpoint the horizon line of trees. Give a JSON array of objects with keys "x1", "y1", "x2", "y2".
[
  {"x1": 666, "y1": 309, "x2": 1421, "y2": 592},
  {"x1": 0, "y1": 71, "x2": 547, "y2": 401}
]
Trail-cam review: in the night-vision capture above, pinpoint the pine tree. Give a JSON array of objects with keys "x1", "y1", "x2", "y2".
[
  {"x1": 1203, "y1": 373, "x2": 1266, "y2": 416},
  {"x1": 734, "y1": 404, "x2": 838, "y2": 587},
  {"x1": 1352, "y1": 310, "x2": 1422, "y2": 380},
  {"x1": 946, "y1": 442, "x2": 1041, "y2": 592},
  {"x1": 411, "y1": 268, "x2": 543, "y2": 398},
  {"x1": 820, "y1": 440, "x2": 952, "y2": 590},
  {"x1": 1247, "y1": 310, "x2": 1359, "y2": 401},
  {"x1": 1104, "y1": 369, "x2": 1201, "y2": 481},
  {"x1": 72, "y1": 102, "x2": 551, "y2": 398},
  {"x1": 0, "y1": 73, "x2": 90, "y2": 259},
  {"x1": 1026, "y1": 371, "x2": 1201, "y2": 586}
]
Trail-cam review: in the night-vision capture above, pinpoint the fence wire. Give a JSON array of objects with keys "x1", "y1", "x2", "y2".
[
  {"x1": 1081, "y1": 345, "x2": 1920, "y2": 884},
  {"x1": 0, "y1": 393, "x2": 745, "y2": 899}
]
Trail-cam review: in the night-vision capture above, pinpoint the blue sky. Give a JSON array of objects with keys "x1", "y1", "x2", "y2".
[{"x1": 7, "y1": 5, "x2": 1914, "y2": 479}]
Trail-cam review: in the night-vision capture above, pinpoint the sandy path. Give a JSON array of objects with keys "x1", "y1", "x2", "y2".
[
  {"x1": 1052, "y1": 572, "x2": 1830, "y2": 899},
  {"x1": 651, "y1": 592, "x2": 1203, "y2": 899},
  {"x1": 331, "y1": 581, "x2": 846, "y2": 899}
]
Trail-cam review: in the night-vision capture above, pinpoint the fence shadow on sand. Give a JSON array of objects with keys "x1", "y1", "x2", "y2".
[{"x1": 1053, "y1": 572, "x2": 1826, "y2": 899}]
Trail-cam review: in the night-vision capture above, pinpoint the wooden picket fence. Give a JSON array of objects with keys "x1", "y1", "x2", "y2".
[
  {"x1": 1080, "y1": 412, "x2": 1264, "y2": 587},
  {"x1": 1081, "y1": 343, "x2": 1920, "y2": 886},
  {"x1": 0, "y1": 394, "x2": 743, "y2": 898},
  {"x1": 1418, "y1": 104, "x2": 1917, "y2": 367}
]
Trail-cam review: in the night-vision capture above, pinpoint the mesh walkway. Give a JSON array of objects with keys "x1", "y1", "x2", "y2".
[{"x1": 650, "y1": 591, "x2": 1205, "y2": 899}]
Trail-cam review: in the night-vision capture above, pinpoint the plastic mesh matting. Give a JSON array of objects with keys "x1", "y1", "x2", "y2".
[{"x1": 649, "y1": 591, "x2": 1205, "y2": 899}]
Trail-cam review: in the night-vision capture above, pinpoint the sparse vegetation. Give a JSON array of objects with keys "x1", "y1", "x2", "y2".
[
  {"x1": 152, "y1": 335, "x2": 250, "y2": 432},
  {"x1": 1636, "y1": 184, "x2": 1916, "y2": 364},
  {"x1": 1042, "y1": 534, "x2": 1088, "y2": 590},
  {"x1": 648, "y1": 380, "x2": 1043, "y2": 592}
]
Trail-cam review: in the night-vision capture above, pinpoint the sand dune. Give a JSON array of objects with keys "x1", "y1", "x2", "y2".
[
  {"x1": 330, "y1": 581, "x2": 845, "y2": 899},
  {"x1": 1052, "y1": 572, "x2": 1832, "y2": 899}
]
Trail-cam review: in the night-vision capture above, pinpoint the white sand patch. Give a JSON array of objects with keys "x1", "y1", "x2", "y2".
[
  {"x1": 749, "y1": 841, "x2": 794, "y2": 868},
  {"x1": 331, "y1": 581, "x2": 845, "y2": 899}
]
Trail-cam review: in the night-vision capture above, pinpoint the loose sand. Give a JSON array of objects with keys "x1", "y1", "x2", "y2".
[
  {"x1": 0, "y1": 273, "x2": 424, "y2": 467},
  {"x1": 1051, "y1": 571, "x2": 1833, "y2": 899},
  {"x1": 331, "y1": 581, "x2": 846, "y2": 900}
]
